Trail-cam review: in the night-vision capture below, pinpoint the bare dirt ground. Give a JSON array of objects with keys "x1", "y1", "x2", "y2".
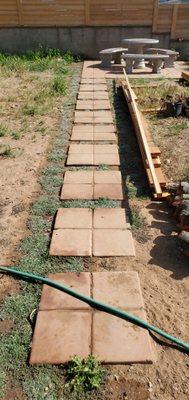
[{"x1": 0, "y1": 67, "x2": 189, "y2": 399}]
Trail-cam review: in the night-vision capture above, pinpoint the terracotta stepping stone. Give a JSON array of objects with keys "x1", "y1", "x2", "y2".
[
  {"x1": 93, "y1": 132, "x2": 116, "y2": 141},
  {"x1": 94, "y1": 184, "x2": 123, "y2": 200},
  {"x1": 67, "y1": 154, "x2": 93, "y2": 165},
  {"x1": 30, "y1": 310, "x2": 91, "y2": 364},
  {"x1": 74, "y1": 116, "x2": 94, "y2": 124},
  {"x1": 71, "y1": 131, "x2": 93, "y2": 141},
  {"x1": 68, "y1": 144, "x2": 93, "y2": 154},
  {"x1": 75, "y1": 111, "x2": 112, "y2": 118},
  {"x1": 94, "y1": 154, "x2": 120, "y2": 165},
  {"x1": 54, "y1": 208, "x2": 92, "y2": 229},
  {"x1": 64, "y1": 170, "x2": 93, "y2": 184},
  {"x1": 93, "y1": 309, "x2": 154, "y2": 363},
  {"x1": 39, "y1": 272, "x2": 91, "y2": 310},
  {"x1": 80, "y1": 84, "x2": 107, "y2": 92},
  {"x1": 61, "y1": 184, "x2": 93, "y2": 200},
  {"x1": 93, "y1": 100, "x2": 110, "y2": 110},
  {"x1": 30, "y1": 271, "x2": 154, "y2": 365},
  {"x1": 93, "y1": 229, "x2": 135, "y2": 256},
  {"x1": 94, "y1": 170, "x2": 121, "y2": 183},
  {"x1": 92, "y1": 271, "x2": 144, "y2": 310},
  {"x1": 50, "y1": 229, "x2": 92, "y2": 256},
  {"x1": 93, "y1": 209, "x2": 129, "y2": 229},
  {"x1": 75, "y1": 111, "x2": 94, "y2": 117},
  {"x1": 94, "y1": 124, "x2": 115, "y2": 133},
  {"x1": 72, "y1": 124, "x2": 94, "y2": 133},
  {"x1": 81, "y1": 79, "x2": 106, "y2": 84},
  {"x1": 93, "y1": 116, "x2": 113, "y2": 123},
  {"x1": 76, "y1": 100, "x2": 94, "y2": 110},
  {"x1": 94, "y1": 144, "x2": 118, "y2": 154},
  {"x1": 78, "y1": 92, "x2": 109, "y2": 100}
]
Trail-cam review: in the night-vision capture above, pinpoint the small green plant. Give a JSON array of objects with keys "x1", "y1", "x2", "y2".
[
  {"x1": 52, "y1": 76, "x2": 67, "y2": 94},
  {"x1": 23, "y1": 104, "x2": 38, "y2": 116},
  {"x1": 65, "y1": 356, "x2": 105, "y2": 392},
  {"x1": 0, "y1": 123, "x2": 9, "y2": 137},
  {"x1": 11, "y1": 131, "x2": 21, "y2": 140},
  {"x1": 168, "y1": 121, "x2": 188, "y2": 136},
  {"x1": 0, "y1": 145, "x2": 15, "y2": 157}
]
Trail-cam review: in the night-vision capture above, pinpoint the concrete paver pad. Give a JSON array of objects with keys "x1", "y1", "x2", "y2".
[
  {"x1": 93, "y1": 229, "x2": 135, "y2": 256},
  {"x1": 54, "y1": 208, "x2": 92, "y2": 229},
  {"x1": 39, "y1": 272, "x2": 91, "y2": 310},
  {"x1": 64, "y1": 170, "x2": 93, "y2": 184},
  {"x1": 61, "y1": 183, "x2": 93, "y2": 200},
  {"x1": 94, "y1": 184, "x2": 123, "y2": 200},
  {"x1": 50, "y1": 229, "x2": 92, "y2": 256},
  {"x1": 30, "y1": 310, "x2": 91, "y2": 364},
  {"x1": 30, "y1": 271, "x2": 154, "y2": 364},
  {"x1": 93, "y1": 209, "x2": 129, "y2": 229}
]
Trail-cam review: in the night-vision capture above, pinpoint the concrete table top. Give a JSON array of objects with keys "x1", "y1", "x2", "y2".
[
  {"x1": 122, "y1": 38, "x2": 159, "y2": 45},
  {"x1": 122, "y1": 38, "x2": 159, "y2": 69}
]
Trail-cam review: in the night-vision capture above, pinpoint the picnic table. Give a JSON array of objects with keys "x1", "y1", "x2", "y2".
[{"x1": 122, "y1": 38, "x2": 159, "y2": 69}]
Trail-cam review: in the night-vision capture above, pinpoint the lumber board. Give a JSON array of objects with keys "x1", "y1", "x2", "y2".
[
  {"x1": 182, "y1": 72, "x2": 189, "y2": 82},
  {"x1": 122, "y1": 69, "x2": 162, "y2": 197}
]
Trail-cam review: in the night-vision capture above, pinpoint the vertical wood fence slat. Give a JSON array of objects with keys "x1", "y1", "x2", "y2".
[
  {"x1": 85, "y1": 0, "x2": 90, "y2": 25},
  {"x1": 152, "y1": 0, "x2": 158, "y2": 33},
  {"x1": 16, "y1": 0, "x2": 23, "y2": 25},
  {"x1": 171, "y1": 3, "x2": 179, "y2": 39}
]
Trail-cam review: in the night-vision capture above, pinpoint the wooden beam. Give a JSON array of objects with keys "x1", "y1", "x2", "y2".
[
  {"x1": 16, "y1": 0, "x2": 23, "y2": 26},
  {"x1": 152, "y1": 0, "x2": 159, "y2": 33},
  {"x1": 171, "y1": 3, "x2": 179, "y2": 39},
  {"x1": 85, "y1": 0, "x2": 90, "y2": 25},
  {"x1": 122, "y1": 68, "x2": 162, "y2": 197}
]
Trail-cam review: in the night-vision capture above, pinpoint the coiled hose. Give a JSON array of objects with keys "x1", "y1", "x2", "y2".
[{"x1": 0, "y1": 266, "x2": 189, "y2": 352}]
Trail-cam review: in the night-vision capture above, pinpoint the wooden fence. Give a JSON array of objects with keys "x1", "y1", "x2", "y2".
[{"x1": 0, "y1": 0, "x2": 189, "y2": 39}]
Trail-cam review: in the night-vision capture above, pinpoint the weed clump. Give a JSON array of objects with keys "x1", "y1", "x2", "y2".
[{"x1": 65, "y1": 356, "x2": 105, "y2": 392}]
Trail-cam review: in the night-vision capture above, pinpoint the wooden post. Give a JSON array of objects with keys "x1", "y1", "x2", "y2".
[
  {"x1": 16, "y1": 0, "x2": 23, "y2": 26},
  {"x1": 85, "y1": 0, "x2": 90, "y2": 25},
  {"x1": 152, "y1": 0, "x2": 159, "y2": 33},
  {"x1": 171, "y1": 4, "x2": 179, "y2": 39}
]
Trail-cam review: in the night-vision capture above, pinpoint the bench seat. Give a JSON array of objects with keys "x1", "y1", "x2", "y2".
[
  {"x1": 122, "y1": 53, "x2": 169, "y2": 74},
  {"x1": 99, "y1": 47, "x2": 127, "y2": 68},
  {"x1": 147, "y1": 48, "x2": 179, "y2": 68}
]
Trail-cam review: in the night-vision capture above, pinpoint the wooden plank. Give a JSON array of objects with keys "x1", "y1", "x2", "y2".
[
  {"x1": 171, "y1": 3, "x2": 179, "y2": 39},
  {"x1": 152, "y1": 0, "x2": 158, "y2": 32},
  {"x1": 182, "y1": 72, "x2": 189, "y2": 82},
  {"x1": 122, "y1": 69, "x2": 162, "y2": 197},
  {"x1": 85, "y1": 0, "x2": 91, "y2": 25},
  {"x1": 16, "y1": 0, "x2": 23, "y2": 25}
]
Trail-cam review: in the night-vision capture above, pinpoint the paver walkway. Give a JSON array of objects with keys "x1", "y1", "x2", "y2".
[
  {"x1": 49, "y1": 208, "x2": 135, "y2": 257},
  {"x1": 61, "y1": 170, "x2": 124, "y2": 200},
  {"x1": 30, "y1": 271, "x2": 154, "y2": 364}
]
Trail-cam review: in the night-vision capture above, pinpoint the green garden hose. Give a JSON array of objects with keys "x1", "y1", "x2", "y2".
[{"x1": 1, "y1": 266, "x2": 189, "y2": 352}]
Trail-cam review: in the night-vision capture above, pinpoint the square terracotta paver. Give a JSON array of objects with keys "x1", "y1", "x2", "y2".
[
  {"x1": 71, "y1": 131, "x2": 94, "y2": 141},
  {"x1": 94, "y1": 171, "x2": 122, "y2": 184},
  {"x1": 72, "y1": 124, "x2": 94, "y2": 133},
  {"x1": 92, "y1": 309, "x2": 154, "y2": 363},
  {"x1": 93, "y1": 100, "x2": 110, "y2": 110},
  {"x1": 93, "y1": 92, "x2": 109, "y2": 100},
  {"x1": 76, "y1": 100, "x2": 94, "y2": 110},
  {"x1": 78, "y1": 92, "x2": 94, "y2": 100},
  {"x1": 94, "y1": 116, "x2": 113, "y2": 124},
  {"x1": 93, "y1": 208, "x2": 129, "y2": 229},
  {"x1": 54, "y1": 208, "x2": 92, "y2": 229},
  {"x1": 93, "y1": 133, "x2": 116, "y2": 141},
  {"x1": 80, "y1": 84, "x2": 95, "y2": 91},
  {"x1": 30, "y1": 310, "x2": 91, "y2": 364},
  {"x1": 94, "y1": 144, "x2": 118, "y2": 154},
  {"x1": 68, "y1": 144, "x2": 93, "y2": 154},
  {"x1": 50, "y1": 229, "x2": 92, "y2": 256},
  {"x1": 61, "y1": 184, "x2": 93, "y2": 200},
  {"x1": 93, "y1": 229, "x2": 135, "y2": 256},
  {"x1": 94, "y1": 125, "x2": 115, "y2": 133},
  {"x1": 67, "y1": 154, "x2": 93, "y2": 165},
  {"x1": 74, "y1": 116, "x2": 94, "y2": 124},
  {"x1": 94, "y1": 154, "x2": 120, "y2": 165},
  {"x1": 64, "y1": 170, "x2": 93, "y2": 184},
  {"x1": 39, "y1": 272, "x2": 91, "y2": 310},
  {"x1": 75, "y1": 111, "x2": 94, "y2": 117},
  {"x1": 94, "y1": 184, "x2": 123, "y2": 200},
  {"x1": 92, "y1": 271, "x2": 144, "y2": 309}
]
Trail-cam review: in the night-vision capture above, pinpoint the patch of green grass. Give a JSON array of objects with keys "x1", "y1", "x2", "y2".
[
  {"x1": 22, "y1": 104, "x2": 38, "y2": 116},
  {"x1": 97, "y1": 164, "x2": 109, "y2": 170},
  {"x1": 52, "y1": 76, "x2": 67, "y2": 95},
  {"x1": 0, "y1": 371, "x2": 6, "y2": 398},
  {"x1": 42, "y1": 165, "x2": 63, "y2": 176},
  {"x1": 0, "y1": 145, "x2": 15, "y2": 158},
  {"x1": 10, "y1": 131, "x2": 21, "y2": 140},
  {"x1": 129, "y1": 206, "x2": 147, "y2": 230},
  {"x1": 39, "y1": 175, "x2": 63, "y2": 194},
  {"x1": 23, "y1": 367, "x2": 60, "y2": 400},
  {"x1": 27, "y1": 216, "x2": 51, "y2": 234},
  {"x1": 19, "y1": 233, "x2": 48, "y2": 258},
  {"x1": 2, "y1": 291, "x2": 39, "y2": 324},
  {"x1": 32, "y1": 196, "x2": 60, "y2": 216},
  {"x1": 168, "y1": 121, "x2": 188, "y2": 136},
  {"x1": 0, "y1": 325, "x2": 31, "y2": 372},
  {"x1": 62, "y1": 199, "x2": 120, "y2": 209},
  {"x1": 18, "y1": 255, "x2": 84, "y2": 276},
  {"x1": 65, "y1": 356, "x2": 105, "y2": 393},
  {"x1": 48, "y1": 148, "x2": 65, "y2": 162},
  {"x1": 0, "y1": 123, "x2": 9, "y2": 137}
]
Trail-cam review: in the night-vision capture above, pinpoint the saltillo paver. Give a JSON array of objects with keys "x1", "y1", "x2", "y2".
[
  {"x1": 30, "y1": 310, "x2": 92, "y2": 364},
  {"x1": 78, "y1": 92, "x2": 109, "y2": 100},
  {"x1": 81, "y1": 79, "x2": 106, "y2": 84},
  {"x1": 76, "y1": 100, "x2": 111, "y2": 110},
  {"x1": 39, "y1": 272, "x2": 91, "y2": 310},
  {"x1": 54, "y1": 208, "x2": 92, "y2": 229},
  {"x1": 93, "y1": 229, "x2": 135, "y2": 257},
  {"x1": 50, "y1": 208, "x2": 135, "y2": 256},
  {"x1": 66, "y1": 153, "x2": 94, "y2": 165},
  {"x1": 61, "y1": 171, "x2": 124, "y2": 200},
  {"x1": 30, "y1": 272, "x2": 154, "y2": 364},
  {"x1": 79, "y1": 84, "x2": 107, "y2": 91},
  {"x1": 93, "y1": 153, "x2": 120, "y2": 165},
  {"x1": 71, "y1": 131, "x2": 116, "y2": 142},
  {"x1": 50, "y1": 229, "x2": 92, "y2": 256},
  {"x1": 67, "y1": 144, "x2": 120, "y2": 166}
]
